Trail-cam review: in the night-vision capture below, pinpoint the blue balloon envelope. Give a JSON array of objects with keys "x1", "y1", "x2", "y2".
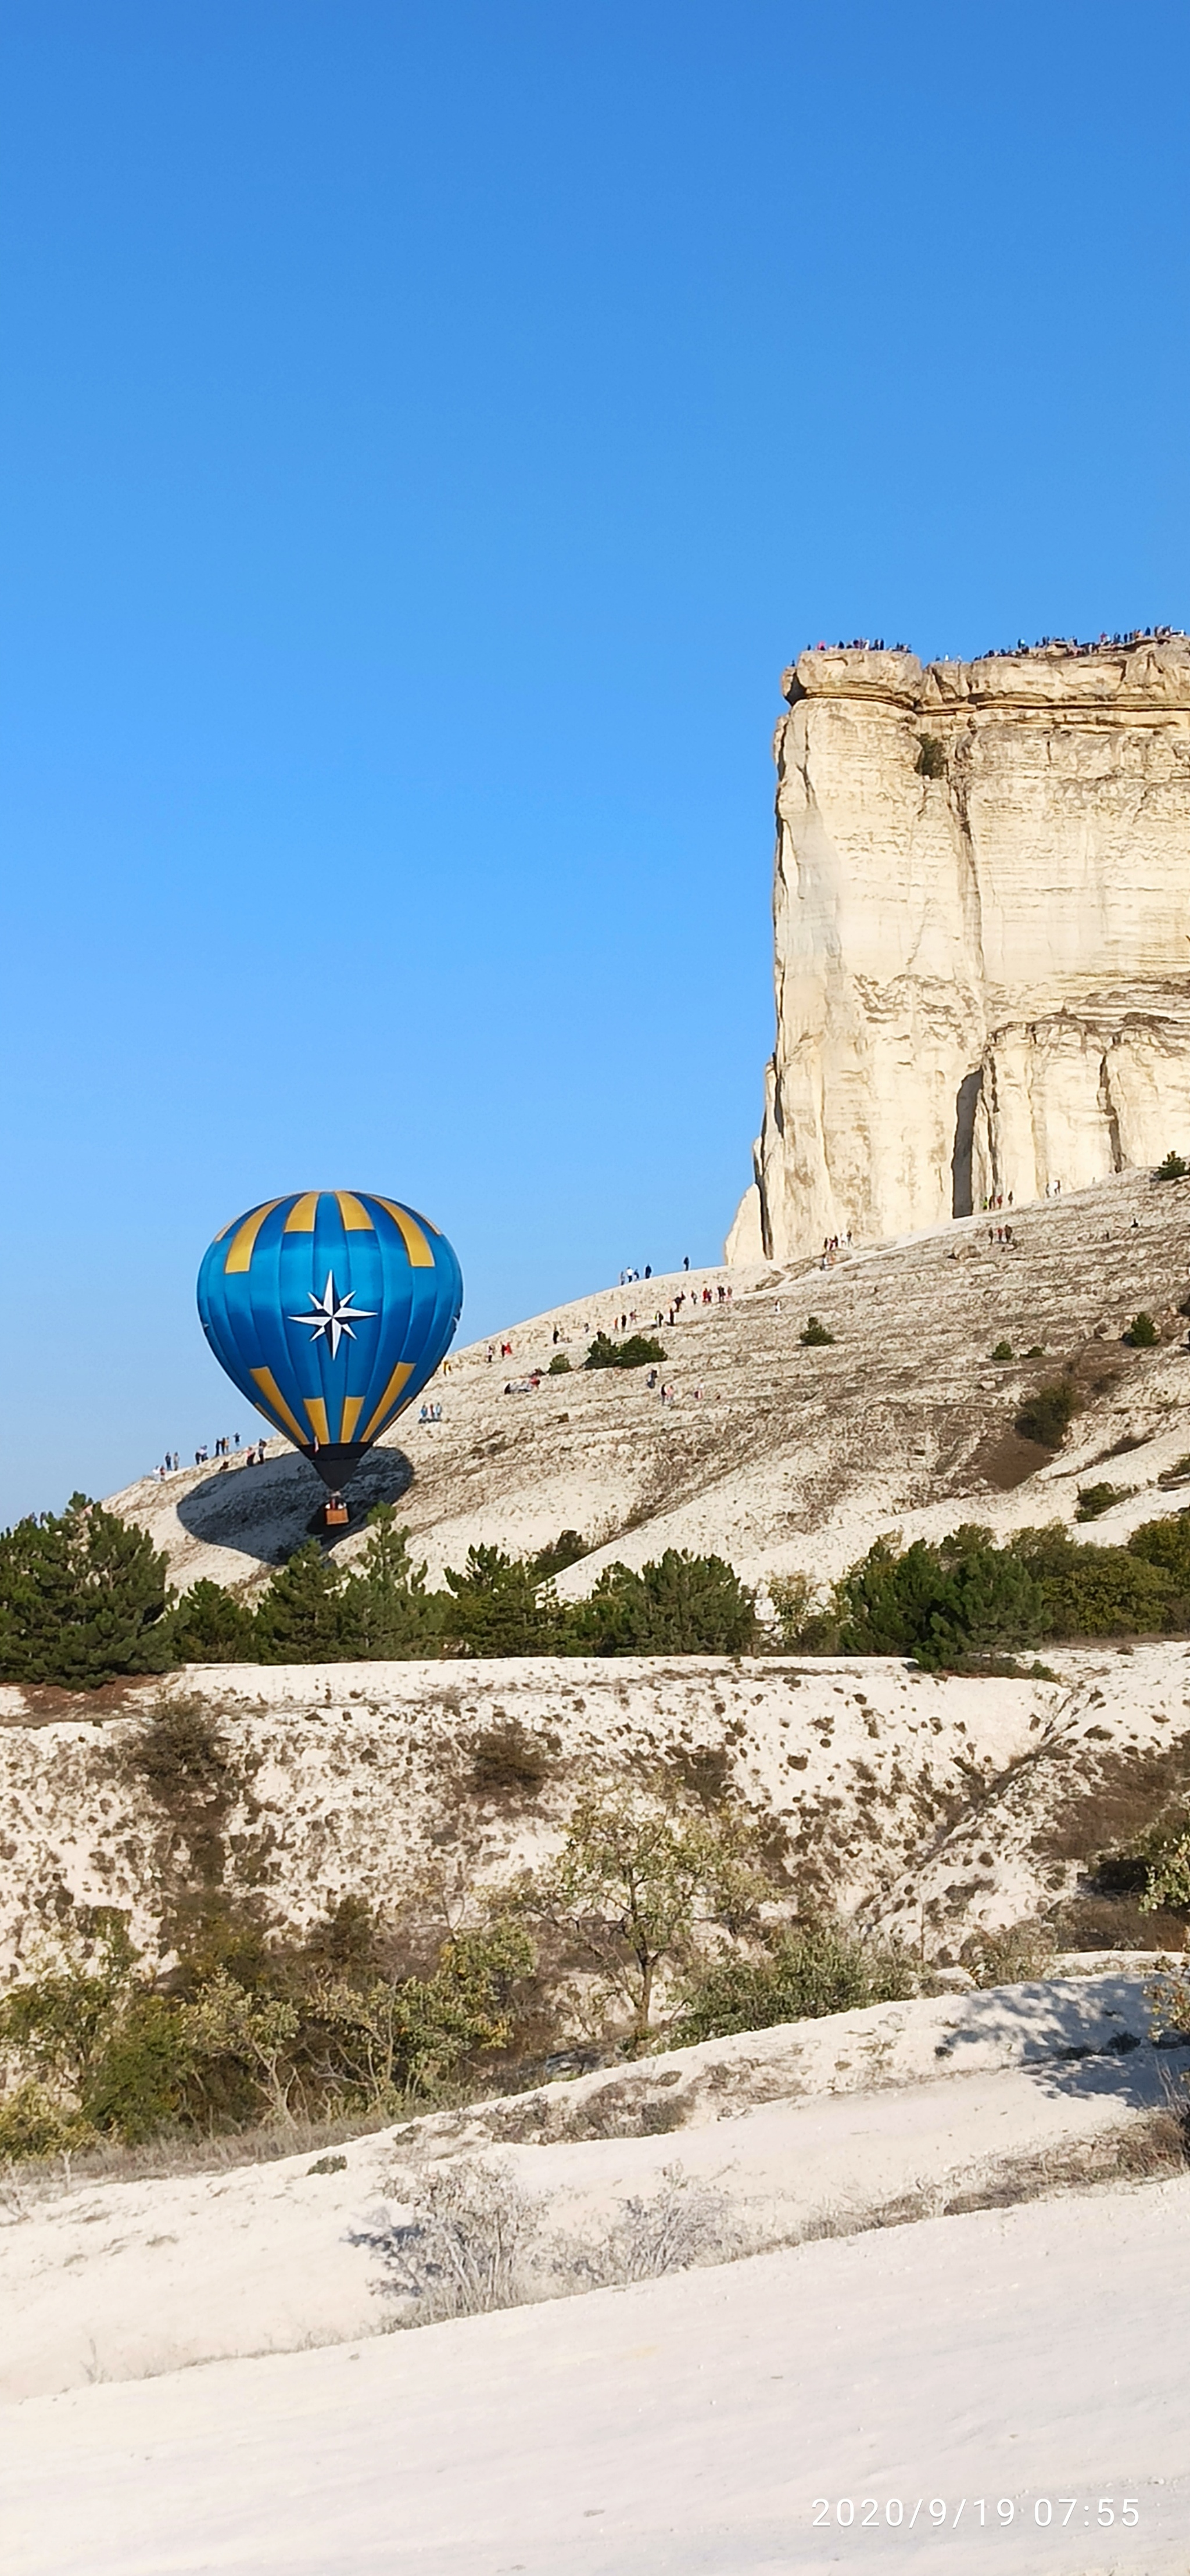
[{"x1": 197, "y1": 1191, "x2": 463, "y2": 1492}]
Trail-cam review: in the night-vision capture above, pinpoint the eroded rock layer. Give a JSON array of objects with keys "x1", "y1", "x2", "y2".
[{"x1": 729, "y1": 638, "x2": 1190, "y2": 1262}]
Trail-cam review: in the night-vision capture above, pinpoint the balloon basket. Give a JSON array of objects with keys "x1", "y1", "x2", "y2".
[{"x1": 323, "y1": 1496, "x2": 350, "y2": 1529}]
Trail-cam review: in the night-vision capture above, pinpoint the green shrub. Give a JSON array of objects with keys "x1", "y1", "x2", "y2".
[
  {"x1": 546, "y1": 1353, "x2": 571, "y2": 1374},
  {"x1": 1015, "y1": 1381, "x2": 1078, "y2": 1448},
  {"x1": 569, "y1": 1550, "x2": 758, "y2": 1656},
  {"x1": 799, "y1": 1316, "x2": 835, "y2": 1346},
  {"x1": 1155, "y1": 1151, "x2": 1188, "y2": 1182},
  {"x1": 1141, "y1": 1830, "x2": 1190, "y2": 1913},
  {"x1": 672, "y1": 1921, "x2": 915, "y2": 2045},
  {"x1": 0, "y1": 1910, "x2": 539, "y2": 2154},
  {"x1": 0, "y1": 2081, "x2": 93, "y2": 2160},
  {"x1": 253, "y1": 1543, "x2": 356, "y2": 1663},
  {"x1": 1024, "y1": 1343, "x2": 1046, "y2": 1358},
  {"x1": 1124, "y1": 1312, "x2": 1159, "y2": 1348},
  {"x1": 441, "y1": 1545, "x2": 560, "y2": 1657},
  {"x1": 0, "y1": 1495, "x2": 175, "y2": 1689},
  {"x1": 531, "y1": 1529, "x2": 587, "y2": 1579},
  {"x1": 585, "y1": 1332, "x2": 666, "y2": 1370},
  {"x1": 1010, "y1": 1523, "x2": 1182, "y2": 1640},
  {"x1": 833, "y1": 1524, "x2": 1042, "y2": 1669},
  {"x1": 991, "y1": 1340, "x2": 1013, "y2": 1362},
  {"x1": 768, "y1": 1571, "x2": 818, "y2": 1647},
  {"x1": 80, "y1": 1993, "x2": 196, "y2": 2141},
  {"x1": 174, "y1": 1577, "x2": 257, "y2": 1663},
  {"x1": 1075, "y1": 1484, "x2": 1131, "y2": 1522},
  {"x1": 816, "y1": 1507, "x2": 1190, "y2": 1665},
  {"x1": 342, "y1": 1509, "x2": 442, "y2": 1658}
]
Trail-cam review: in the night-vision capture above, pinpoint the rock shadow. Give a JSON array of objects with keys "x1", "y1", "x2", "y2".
[
  {"x1": 175, "y1": 1446, "x2": 414, "y2": 1565},
  {"x1": 931, "y1": 1975, "x2": 1189, "y2": 2113}
]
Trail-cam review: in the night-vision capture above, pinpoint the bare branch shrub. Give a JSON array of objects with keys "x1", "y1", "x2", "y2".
[{"x1": 360, "y1": 2156, "x2": 540, "y2": 2321}]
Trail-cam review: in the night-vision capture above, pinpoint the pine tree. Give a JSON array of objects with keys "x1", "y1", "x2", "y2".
[
  {"x1": 174, "y1": 1577, "x2": 258, "y2": 1664},
  {"x1": 253, "y1": 1543, "x2": 353, "y2": 1663},
  {"x1": 441, "y1": 1544, "x2": 560, "y2": 1657},
  {"x1": 341, "y1": 1506, "x2": 442, "y2": 1658},
  {"x1": 571, "y1": 1550, "x2": 757, "y2": 1656},
  {"x1": 0, "y1": 1495, "x2": 175, "y2": 1688}
]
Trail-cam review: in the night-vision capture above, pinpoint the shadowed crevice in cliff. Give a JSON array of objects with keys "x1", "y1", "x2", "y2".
[{"x1": 951, "y1": 1069, "x2": 983, "y2": 1217}]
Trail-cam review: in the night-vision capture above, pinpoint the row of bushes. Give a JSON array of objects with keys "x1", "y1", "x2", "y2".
[
  {"x1": 179, "y1": 1522, "x2": 759, "y2": 1667},
  {"x1": 13, "y1": 1489, "x2": 1190, "y2": 1690},
  {"x1": 0, "y1": 1495, "x2": 759, "y2": 1687},
  {"x1": 0, "y1": 1763, "x2": 913, "y2": 2158},
  {"x1": 776, "y1": 1509, "x2": 1190, "y2": 1669},
  {"x1": 0, "y1": 1903, "x2": 536, "y2": 2157}
]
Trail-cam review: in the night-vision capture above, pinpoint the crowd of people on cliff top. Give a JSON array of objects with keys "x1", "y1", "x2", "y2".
[{"x1": 805, "y1": 625, "x2": 1186, "y2": 661}]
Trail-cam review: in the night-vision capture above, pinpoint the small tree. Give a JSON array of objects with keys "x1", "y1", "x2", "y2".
[
  {"x1": 833, "y1": 1524, "x2": 1042, "y2": 1668},
  {"x1": 570, "y1": 1550, "x2": 758, "y2": 1656},
  {"x1": 253, "y1": 1543, "x2": 353, "y2": 1662},
  {"x1": 672, "y1": 1920, "x2": 915, "y2": 2045},
  {"x1": 518, "y1": 1782, "x2": 768, "y2": 2044},
  {"x1": 1124, "y1": 1312, "x2": 1160, "y2": 1349},
  {"x1": 174, "y1": 1577, "x2": 257, "y2": 1663},
  {"x1": 342, "y1": 1506, "x2": 442, "y2": 1657},
  {"x1": 1154, "y1": 1150, "x2": 1188, "y2": 1183},
  {"x1": 799, "y1": 1316, "x2": 834, "y2": 1346},
  {"x1": 441, "y1": 1544, "x2": 560, "y2": 1657},
  {"x1": 585, "y1": 1332, "x2": 666, "y2": 1370},
  {"x1": 0, "y1": 1495, "x2": 175, "y2": 1688}
]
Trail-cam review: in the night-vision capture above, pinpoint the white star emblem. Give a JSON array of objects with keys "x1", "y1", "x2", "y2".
[{"x1": 288, "y1": 1271, "x2": 376, "y2": 1360}]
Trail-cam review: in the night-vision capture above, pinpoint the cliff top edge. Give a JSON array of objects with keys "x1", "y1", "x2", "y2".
[{"x1": 782, "y1": 635, "x2": 1190, "y2": 712}]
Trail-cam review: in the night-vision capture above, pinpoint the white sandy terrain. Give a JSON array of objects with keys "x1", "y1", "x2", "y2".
[
  {"x1": 3, "y1": 2174, "x2": 1188, "y2": 2575},
  {"x1": 2, "y1": 1973, "x2": 1185, "y2": 2404},
  {"x1": 2, "y1": 1642, "x2": 1189, "y2": 1974}
]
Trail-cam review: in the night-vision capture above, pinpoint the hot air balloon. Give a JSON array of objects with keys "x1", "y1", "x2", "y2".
[{"x1": 197, "y1": 1192, "x2": 463, "y2": 1524}]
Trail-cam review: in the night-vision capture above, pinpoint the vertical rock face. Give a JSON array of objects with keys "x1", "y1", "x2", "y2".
[{"x1": 729, "y1": 639, "x2": 1190, "y2": 1263}]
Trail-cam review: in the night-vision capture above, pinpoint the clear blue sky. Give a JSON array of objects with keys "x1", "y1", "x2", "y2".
[{"x1": 2, "y1": 2, "x2": 1188, "y2": 1521}]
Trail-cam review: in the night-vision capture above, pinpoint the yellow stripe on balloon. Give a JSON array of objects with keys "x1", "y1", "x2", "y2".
[
  {"x1": 225, "y1": 1200, "x2": 286, "y2": 1274},
  {"x1": 284, "y1": 1192, "x2": 320, "y2": 1232},
  {"x1": 340, "y1": 1395, "x2": 364, "y2": 1443},
  {"x1": 335, "y1": 1191, "x2": 374, "y2": 1231},
  {"x1": 303, "y1": 1396, "x2": 330, "y2": 1445},
  {"x1": 250, "y1": 1367, "x2": 310, "y2": 1445},
  {"x1": 360, "y1": 1362, "x2": 414, "y2": 1443},
  {"x1": 372, "y1": 1198, "x2": 433, "y2": 1266}
]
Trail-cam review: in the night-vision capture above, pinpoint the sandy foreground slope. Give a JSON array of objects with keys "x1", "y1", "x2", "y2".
[
  {"x1": 2, "y1": 1973, "x2": 1189, "y2": 2574},
  {"x1": 2, "y1": 1970, "x2": 1181, "y2": 2403},
  {"x1": 2, "y1": 2175, "x2": 1188, "y2": 2576}
]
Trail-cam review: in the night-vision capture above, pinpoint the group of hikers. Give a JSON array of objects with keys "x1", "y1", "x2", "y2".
[{"x1": 152, "y1": 1435, "x2": 270, "y2": 1482}]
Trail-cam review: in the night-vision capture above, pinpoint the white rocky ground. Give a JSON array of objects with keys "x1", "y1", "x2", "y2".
[
  {"x1": 107, "y1": 1168, "x2": 1190, "y2": 1606},
  {"x1": 3, "y1": 1968, "x2": 1181, "y2": 2402},
  {"x1": 2, "y1": 1643, "x2": 1189, "y2": 1973},
  {"x1": 2, "y1": 1973, "x2": 1188, "y2": 2573}
]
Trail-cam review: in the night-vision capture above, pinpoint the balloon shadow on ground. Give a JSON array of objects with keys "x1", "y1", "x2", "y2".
[{"x1": 175, "y1": 1446, "x2": 414, "y2": 1566}]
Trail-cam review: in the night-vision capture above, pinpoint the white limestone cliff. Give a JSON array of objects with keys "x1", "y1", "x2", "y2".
[{"x1": 728, "y1": 637, "x2": 1190, "y2": 1263}]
